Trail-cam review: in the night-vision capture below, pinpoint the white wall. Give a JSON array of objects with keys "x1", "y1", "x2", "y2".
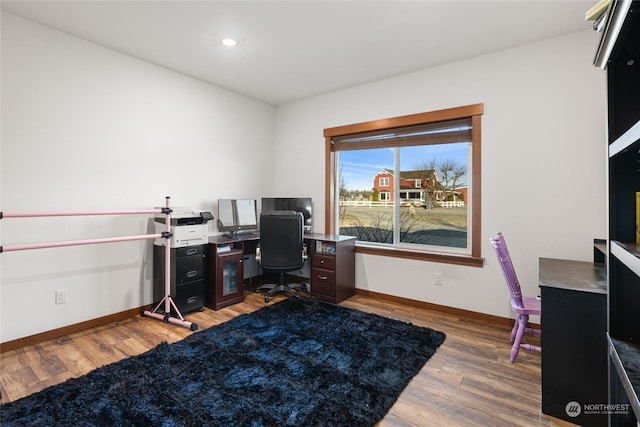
[
  {"x1": 1, "y1": 11, "x2": 607, "y2": 343},
  {"x1": 0, "y1": 13, "x2": 275, "y2": 342},
  {"x1": 274, "y1": 30, "x2": 607, "y2": 321}
]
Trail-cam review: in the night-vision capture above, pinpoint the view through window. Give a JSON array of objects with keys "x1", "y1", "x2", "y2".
[{"x1": 325, "y1": 104, "x2": 483, "y2": 266}]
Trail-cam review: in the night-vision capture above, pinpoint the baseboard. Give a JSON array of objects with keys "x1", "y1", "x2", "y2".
[
  {"x1": 1, "y1": 291, "x2": 538, "y2": 354},
  {"x1": 0, "y1": 305, "x2": 153, "y2": 354},
  {"x1": 354, "y1": 288, "x2": 540, "y2": 329}
]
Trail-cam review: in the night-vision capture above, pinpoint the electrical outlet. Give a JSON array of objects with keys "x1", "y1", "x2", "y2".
[
  {"x1": 434, "y1": 273, "x2": 443, "y2": 285},
  {"x1": 55, "y1": 289, "x2": 67, "y2": 304}
]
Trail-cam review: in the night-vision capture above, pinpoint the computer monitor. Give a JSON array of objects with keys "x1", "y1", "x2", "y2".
[
  {"x1": 261, "y1": 197, "x2": 312, "y2": 232},
  {"x1": 217, "y1": 199, "x2": 258, "y2": 235}
]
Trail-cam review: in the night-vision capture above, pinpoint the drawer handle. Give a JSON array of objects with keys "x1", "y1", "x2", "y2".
[
  {"x1": 186, "y1": 271, "x2": 198, "y2": 278},
  {"x1": 317, "y1": 275, "x2": 328, "y2": 280},
  {"x1": 320, "y1": 260, "x2": 324, "y2": 264},
  {"x1": 186, "y1": 248, "x2": 198, "y2": 256}
]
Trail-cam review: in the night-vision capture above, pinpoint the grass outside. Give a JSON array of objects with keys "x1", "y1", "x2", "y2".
[{"x1": 339, "y1": 206, "x2": 468, "y2": 247}]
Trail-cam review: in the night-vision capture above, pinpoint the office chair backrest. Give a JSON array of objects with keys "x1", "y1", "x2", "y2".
[
  {"x1": 259, "y1": 211, "x2": 304, "y2": 271},
  {"x1": 489, "y1": 232, "x2": 524, "y2": 309}
]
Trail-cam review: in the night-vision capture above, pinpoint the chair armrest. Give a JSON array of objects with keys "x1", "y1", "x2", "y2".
[{"x1": 302, "y1": 243, "x2": 308, "y2": 261}]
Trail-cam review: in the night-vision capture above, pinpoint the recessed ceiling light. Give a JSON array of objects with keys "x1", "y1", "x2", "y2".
[{"x1": 222, "y1": 38, "x2": 238, "y2": 47}]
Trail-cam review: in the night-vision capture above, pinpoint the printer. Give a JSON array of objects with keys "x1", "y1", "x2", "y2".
[{"x1": 154, "y1": 207, "x2": 214, "y2": 248}]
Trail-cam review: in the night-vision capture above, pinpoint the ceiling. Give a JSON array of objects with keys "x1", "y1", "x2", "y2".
[{"x1": 1, "y1": 1, "x2": 595, "y2": 106}]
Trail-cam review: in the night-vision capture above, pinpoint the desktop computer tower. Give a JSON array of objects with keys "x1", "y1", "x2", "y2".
[{"x1": 153, "y1": 244, "x2": 206, "y2": 315}]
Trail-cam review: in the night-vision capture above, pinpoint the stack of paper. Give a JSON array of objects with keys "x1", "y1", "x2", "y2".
[{"x1": 585, "y1": 0, "x2": 612, "y2": 32}]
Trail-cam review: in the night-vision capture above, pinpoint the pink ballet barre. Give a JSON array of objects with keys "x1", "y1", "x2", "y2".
[
  {"x1": 2, "y1": 234, "x2": 163, "y2": 252},
  {"x1": 1, "y1": 209, "x2": 161, "y2": 219},
  {"x1": 0, "y1": 197, "x2": 197, "y2": 331}
]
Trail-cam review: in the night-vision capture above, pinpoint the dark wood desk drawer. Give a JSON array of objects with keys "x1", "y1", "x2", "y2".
[
  {"x1": 312, "y1": 254, "x2": 335, "y2": 270},
  {"x1": 311, "y1": 267, "x2": 335, "y2": 297}
]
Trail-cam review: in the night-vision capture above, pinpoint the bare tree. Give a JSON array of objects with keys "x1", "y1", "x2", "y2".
[
  {"x1": 338, "y1": 164, "x2": 349, "y2": 200},
  {"x1": 416, "y1": 158, "x2": 466, "y2": 202},
  {"x1": 437, "y1": 159, "x2": 466, "y2": 201}
]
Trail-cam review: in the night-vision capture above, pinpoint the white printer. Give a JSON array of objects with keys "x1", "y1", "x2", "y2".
[{"x1": 154, "y1": 207, "x2": 214, "y2": 248}]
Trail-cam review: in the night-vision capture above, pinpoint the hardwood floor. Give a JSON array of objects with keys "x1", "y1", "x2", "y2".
[{"x1": 0, "y1": 291, "x2": 576, "y2": 426}]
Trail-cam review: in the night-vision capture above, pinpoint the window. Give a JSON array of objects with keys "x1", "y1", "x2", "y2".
[{"x1": 324, "y1": 104, "x2": 483, "y2": 267}]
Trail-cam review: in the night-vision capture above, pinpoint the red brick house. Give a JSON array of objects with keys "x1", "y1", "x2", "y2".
[
  {"x1": 372, "y1": 168, "x2": 439, "y2": 205},
  {"x1": 455, "y1": 186, "x2": 468, "y2": 204},
  {"x1": 372, "y1": 168, "x2": 465, "y2": 206}
]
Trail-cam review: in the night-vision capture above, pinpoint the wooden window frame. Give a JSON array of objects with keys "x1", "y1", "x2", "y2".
[{"x1": 324, "y1": 103, "x2": 484, "y2": 267}]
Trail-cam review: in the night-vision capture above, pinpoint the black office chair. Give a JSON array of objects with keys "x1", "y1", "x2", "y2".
[{"x1": 256, "y1": 211, "x2": 307, "y2": 302}]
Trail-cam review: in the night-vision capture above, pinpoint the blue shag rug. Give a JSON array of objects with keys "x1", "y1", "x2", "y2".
[{"x1": 0, "y1": 297, "x2": 445, "y2": 426}]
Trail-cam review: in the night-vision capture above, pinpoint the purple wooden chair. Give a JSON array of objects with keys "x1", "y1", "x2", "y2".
[{"x1": 490, "y1": 232, "x2": 541, "y2": 362}]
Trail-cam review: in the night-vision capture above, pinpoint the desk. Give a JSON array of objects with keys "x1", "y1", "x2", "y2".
[
  {"x1": 539, "y1": 257, "x2": 607, "y2": 427},
  {"x1": 207, "y1": 233, "x2": 356, "y2": 309}
]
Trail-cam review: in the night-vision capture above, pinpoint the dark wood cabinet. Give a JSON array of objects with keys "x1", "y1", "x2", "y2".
[
  {"x1": 594, "y1": 1, "x2": 640, "y2": 424},
  {"x1": 306, "y1": 234, "x2": 356, "y2": 304},
  {"x1": 206, "y1": 241, "x2": 246, "y2": 310}
]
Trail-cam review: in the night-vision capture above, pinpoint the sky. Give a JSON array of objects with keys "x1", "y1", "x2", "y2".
[{"x1": 339, "y1": 142, "x2": 470, "y2": 191}]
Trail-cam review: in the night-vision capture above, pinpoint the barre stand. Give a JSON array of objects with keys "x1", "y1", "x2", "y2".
[
  {"x1": 142, "y1": 198, "x2": 197, "y2": 330},
  {"x1": 0, "y1": 196, "x2": 197, "y2": 331}
]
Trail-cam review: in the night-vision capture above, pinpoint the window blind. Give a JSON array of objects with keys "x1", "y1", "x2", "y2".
[{"x1": 331, "y1": 118, "x2": 472, "y2": 151}]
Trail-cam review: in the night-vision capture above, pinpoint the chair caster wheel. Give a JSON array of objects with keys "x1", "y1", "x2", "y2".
[{"x1": 265, "y1": 296, "x2": 270, "y2": 302}]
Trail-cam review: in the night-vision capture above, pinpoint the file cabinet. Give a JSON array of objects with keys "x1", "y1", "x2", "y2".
[{"x1": 153, "y1": 244, "x2": 206, "y2": 315}]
